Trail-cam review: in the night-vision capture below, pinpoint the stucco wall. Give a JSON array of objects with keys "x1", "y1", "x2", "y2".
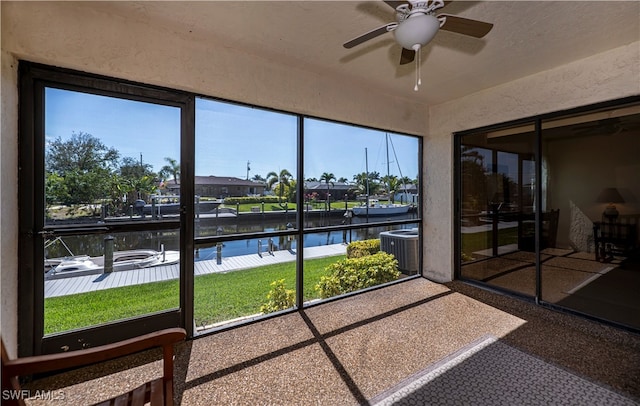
[
  {"x1": 425, "y1": 42, "x2": 640, "y2": 282},
  {"x1": 0, "y1": 1, "x2": 427, "y2": 135},
  {"x1": 0, "y1": 49, "x2": 19, "y2": 357}
]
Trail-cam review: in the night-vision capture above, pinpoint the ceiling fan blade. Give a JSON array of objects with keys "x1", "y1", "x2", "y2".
[
  {"x1": 399, "y1": 48, "x2": 415, "y2": 65},
  {"x1": 343, "y1": 23, "x2": 395, "y2": 49},
  {"x1": 438, "y1": 14, "x2": 493, "y2": 38},
  {"x1": 383, "y1": 1, "x2": 406, "y2": 9}
]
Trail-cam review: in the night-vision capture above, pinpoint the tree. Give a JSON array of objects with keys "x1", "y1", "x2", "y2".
[
  {"x1": 118, "y1": 156, "x2": 158, "y2": 203},
  {"x1": 160, "y1": 157, "x2": 180, "y2": 184},
  {"x1": 352, "y1": 171, "x2": 381, "y2": 197},
  {"x1": 252, "y1": 174, "x2": 266, "y2": 182},
  {"x1": 320, "y1": 172, "x2": 336, "y2": 209},
  {"x1": 286, "y1": 179, "x2": 297, "y2": 203},
  {"x1": 45, "y1": 132, "x2": 120, "y2": 207},
  {"x1": 399, "y1": 176, "x2": 413, "y2": 187},
  {"x1": 337, "y1": 177, "x2": 348, "y2": 183},
  {"x1": 46, "y1": 131, "x2": 120, "y2": 174},
  {"x1": 266, "y1": 169, "x2": 293, "y2": 203},
  {"x1": 381, "y1": 175, "x2": 399, "y2": 202}
]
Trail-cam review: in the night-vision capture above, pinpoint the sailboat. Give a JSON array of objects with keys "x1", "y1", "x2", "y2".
[
  {"x1": 351, "y1": 198, "x2": 411, "y2": 216},
  {"x1": 351, "y1": 134, "x2": 412, "y2": 217}
]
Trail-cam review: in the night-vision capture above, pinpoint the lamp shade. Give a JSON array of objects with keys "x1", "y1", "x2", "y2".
[
  {"x1": 394, "y1": 14, "x2": 440, "y2": 50},
  {"x1": 596, "y1": 188, "x2": 625, "y2": 204}
]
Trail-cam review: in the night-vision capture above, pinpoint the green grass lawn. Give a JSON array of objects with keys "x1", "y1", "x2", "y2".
[
  {"x1": 461, "y1": 227, "x2": 519, "y2": 258},
  {"x1": 44, "y1": 255, "x2": 343, "y2": 334},
  {"x1": 225, "y1": 201, "x2": 360, "y2": 213}
]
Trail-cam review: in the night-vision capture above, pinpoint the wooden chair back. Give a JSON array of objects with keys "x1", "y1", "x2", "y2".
[{"x1": 1, "y1": 328, "x2": 186, "y2": 406}]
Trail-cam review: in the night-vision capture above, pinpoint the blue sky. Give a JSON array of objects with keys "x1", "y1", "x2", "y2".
[{"x1": 45, "y1": 88, "x2": 420, "y2": 182}]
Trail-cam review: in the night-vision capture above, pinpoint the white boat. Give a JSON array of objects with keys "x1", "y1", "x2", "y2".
[
  {"x1": 45, "y1": 248, "x2": 180, "y2": 280},
  {"x1": 351, "y1": 199, "x2": 411, "y2": 216},
  {"x1": 353, "y1": 134, "x2": 413, "y2": 217}
]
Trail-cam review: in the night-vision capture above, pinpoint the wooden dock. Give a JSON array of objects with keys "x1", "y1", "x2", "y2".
[{"x1": 44, "y1": 243, "x2": 347, "y2": 298}]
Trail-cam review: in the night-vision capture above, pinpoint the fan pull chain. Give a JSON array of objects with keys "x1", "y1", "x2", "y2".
[{"x1": 413, "y1": 44, "x2": 422, "y2": 92}]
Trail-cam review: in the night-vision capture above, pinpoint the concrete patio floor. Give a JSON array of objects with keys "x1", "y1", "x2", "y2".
[{"x1": 24, "y1": 278, "x2": 640, "y2": 405}]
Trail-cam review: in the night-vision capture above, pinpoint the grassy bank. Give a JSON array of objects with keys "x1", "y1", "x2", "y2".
[{"x1": 44, "y1": 255, "x2": 343, "y2": 334}]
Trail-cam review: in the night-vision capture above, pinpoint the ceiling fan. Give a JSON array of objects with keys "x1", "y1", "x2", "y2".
[{"x1": 343, "y1": 0, "x2": 493, "y2": 91}]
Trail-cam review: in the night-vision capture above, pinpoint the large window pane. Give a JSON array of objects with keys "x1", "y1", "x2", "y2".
[
  {"x1": 43, "y1": 88, "x2": 182, "y2": 335},
  {"x1": 194, "y1": 98, "x2": 298, "y2": 332},
  {"x1": 540, "y1": 106, "x2": 640, "y2": 329},
  {"x1": 194, "y1": 98, "x2": 297, "y2": 237}
]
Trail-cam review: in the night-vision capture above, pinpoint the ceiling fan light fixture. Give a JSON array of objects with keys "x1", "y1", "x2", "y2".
[{"x1": 393, "y1": 14, "x2": 440, "y2": 49}]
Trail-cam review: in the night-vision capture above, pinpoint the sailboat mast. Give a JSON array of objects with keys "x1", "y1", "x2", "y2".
[
  {"x1": 386, "y1": 133, "x2": 391, "y2": 203},
  {"x1": 365, "y1": 147, "x2": 370, "y2": 199}
]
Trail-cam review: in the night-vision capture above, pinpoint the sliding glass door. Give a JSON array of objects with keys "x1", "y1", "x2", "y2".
[
  {"x1": 458, "y1": 124, "x2": 536, "y2": 297},
  {"x1": 20, "y1": 64, "x2": 190, "y2": 354},
  {"x1": 456, "y1": 99, "x2": 640, "y2": 330},
  {"x1": 539, "y1": 105, "x2": 640, "y2": 328},
  {"x1": 42, "y1": 87, "x2": 183, "y2": 338}
]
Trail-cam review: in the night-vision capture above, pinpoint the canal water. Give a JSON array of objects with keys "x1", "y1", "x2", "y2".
[
  {"x1": 45, "y1": 214, "x2": 419, "y2": 262},
  {"x1": 194, "y1": 225, "x2": 412, "y2": 261}
]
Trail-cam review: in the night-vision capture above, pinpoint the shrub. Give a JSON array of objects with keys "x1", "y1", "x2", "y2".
[
  {"x1": 223, "y1": 196, "x2": 280, "y2": 205},
  {"x1": 315, "y1": 252, "x2": 399, "y2": 299},
  {"x1": 260, "y1": 279, "x2": 295, "y2": 314},
  {"x1": 346, "y1": 239, "x2": 380, "y2": 258}
]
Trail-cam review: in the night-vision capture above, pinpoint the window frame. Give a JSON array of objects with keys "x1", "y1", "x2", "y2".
[{"x1": 18, "y1": 61, "x2": 423, "y2": 355}]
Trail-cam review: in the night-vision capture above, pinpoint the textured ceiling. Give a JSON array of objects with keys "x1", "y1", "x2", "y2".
[{"x1": 88, "y1": 1, "x2": 639, "y2": 105}]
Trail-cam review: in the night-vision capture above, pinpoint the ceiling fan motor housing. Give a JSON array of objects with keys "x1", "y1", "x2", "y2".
[{"x1": 394, "y1": 14, "x2": 440, "y2": 50}]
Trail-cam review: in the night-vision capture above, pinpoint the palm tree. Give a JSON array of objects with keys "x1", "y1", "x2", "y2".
[
  {"x1": 320, "y1": 172, "x2": 336, "y2": 210},
  {"x1": 160, "y1": 157, "x2": 180, "y2": 184},
  {"x1": 382, "y1": 175, "x2": 399, "y2": 203},
  {"x1": 266, "y1": 169, "x2": 293, "y2": 203},
  {"x1": 353, "y1": 171, "x2": 381, "y2": 197}
]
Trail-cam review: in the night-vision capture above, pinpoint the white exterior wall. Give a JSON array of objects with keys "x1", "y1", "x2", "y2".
[
  {"x1": 0, "y1": 49, "x2": 19, "y2": 357},
  {"x1": 424, "y1": 42, "x2": 640, "y2": 282}
]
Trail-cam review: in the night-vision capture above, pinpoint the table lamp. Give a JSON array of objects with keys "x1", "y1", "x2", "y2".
[{"x1": 597, "y1": 187, "x2": 624, "y2": 221}]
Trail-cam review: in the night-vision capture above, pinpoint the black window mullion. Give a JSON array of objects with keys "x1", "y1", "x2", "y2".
[
  {"x1": 453, "y1": 134, "x2": 461, "y2": 280},
  {"x1": 534, "y1": 118, "x2": 542, "y2": 304},
  {"x1": 181, "y1": 96, "x2": 196, "y2": 336},
  {"x1": 296, "y1": 116, "x2": 304, "y2": 308}
]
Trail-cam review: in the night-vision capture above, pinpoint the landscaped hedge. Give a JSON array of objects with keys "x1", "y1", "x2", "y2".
[
  {"x1": 315, "y1": 252, "x2": 399, "y2": 299},
  {"x1": 223, "y1": 196, "x2": 281, "y2": 205},
  {"x1": 260, "y1": 279, "x2": 295, "y2": 314},
  {"x1": 346, "y1": 239, "x2": 381, "y2": 258}
]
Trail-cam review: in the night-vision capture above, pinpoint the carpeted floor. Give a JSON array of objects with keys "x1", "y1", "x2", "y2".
[
  {"x1": 370, "y1": 335, "x2": 636, "y2": 406},
  {"x1": 24, "y1": 278, "x2": 640, "y2": 405}
]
